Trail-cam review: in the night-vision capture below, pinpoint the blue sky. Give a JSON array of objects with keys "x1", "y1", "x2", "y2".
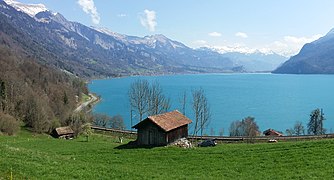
[{"x1": 16, "y1": 0, "x2": 334, "y2": 56}]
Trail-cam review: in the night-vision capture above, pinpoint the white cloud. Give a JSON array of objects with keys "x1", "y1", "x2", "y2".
[
  {"x1": 208, "y1": 32, "x2": 222, "y2": 37},
  {"x1": 140, "y1": 9, "x2": 157, "y2": 32},
  {"x1": 117, "y1": 13, "x2": 127, "y2": 17},
  {"x1": 266, "y1": 34, "x2": 322, "y2": 57},
  {"x1": 283, "y1": 35, "x2": 322, "y2": 45},
  {"x1": 235, "y1": 32, "x2": 248, "y2": 38},
  {"x1": 77, "y1": 0, "x2": 100, "y2": 24},
  {"x1": 212, "y1": 34, "x2": 323, "y2": 57},
  {"x1": 193, "y1": 40, "x2": 208, "y2": 47}
]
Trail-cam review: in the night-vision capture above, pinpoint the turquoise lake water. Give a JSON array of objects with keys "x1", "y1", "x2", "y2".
[{"x1": 89, "y1": 74, "x2": 334, "y2": 135}]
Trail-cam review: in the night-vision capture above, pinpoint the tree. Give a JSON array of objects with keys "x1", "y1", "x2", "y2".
[
  {"x1": 0, "y1": 112, "x2": 20, "y2": 135},
  {"x1": 307, "y1": 108, "x2": 325, "y2": 135},
  {"x1": 81, "y1": 123, "x2": 93, "y2": 142},
  {"x1": 242, "y1": 116, "x2": 259, "y2": 138},
  {"x1": 110, "y1": 115, "x2": 125, "y2": 130},
  {"x1": 229, "y1": 116, "x2": 259, "y2": 139},
  {"x1": 210, "y1": 127, "x2": 215, "y2": 136},
  {"x1": 63, "y1": 91, "x2": 69, "y2": 105},
  {"x1": 24, "y1": 96, "x2": 51, "y2": 133},
  {"x1": 129, "y1": 80, "x2": 149, "y2": 122},
  {"x1": 0, "y1": 80, "x2": 7, "y2": 112},
  {"x1": 192, "y1": 88, "x2": 211, "y2": 137},
  {"x1": 294, "y1": 121, "x2": 305, "y2": 136},
  {"x1": 92, "y1": 113, "x2": 111, "y2": 128},
  {"x1": 219, "y1": 128, "x2": 224, "y2": 136},
  {"x1": 147, "y1": 82, "x2": 170, "y2": 116},
  {"x1": 285, "y1": 128, "x2": 295, "y2": 136},
  {"x1": 67, "y1": 112, "x2": 92, "y2": 137},
  {"x1": 129, "y1": 80, "x2": 170, "y2": 124},
  {"x1": 179, "y1": 91, "x2": 187, "y2": 115}
]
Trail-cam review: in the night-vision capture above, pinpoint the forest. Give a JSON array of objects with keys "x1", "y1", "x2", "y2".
[{"x1": 0, "y1": 46, "x2": 88, "y2": 135}]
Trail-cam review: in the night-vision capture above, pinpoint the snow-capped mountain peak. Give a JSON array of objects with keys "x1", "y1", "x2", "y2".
[
  {"x1": 207, "y1": 46, "x2": 277, "y2": 56},
  {"x1": 4, "y1": 0, "x2": 48, "y2": 17},
  {"x1": 93, "y1": 27, "x2": 127, "y2": 41}
]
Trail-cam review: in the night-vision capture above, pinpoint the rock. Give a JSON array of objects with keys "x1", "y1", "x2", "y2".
[{"x1": 169, "y1": 138, "x2": 193, "y2": 148}]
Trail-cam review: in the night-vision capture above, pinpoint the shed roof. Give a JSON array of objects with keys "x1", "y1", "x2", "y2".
[
  {"x1": 55, "y1": 126, "x2": 74, "y2": 135},
  {"x1": 263, "y1": 129, "x2": 283, "y2": 136},
  {"x1": 132, "y1": 110, "x2": 192, "y2": 132}
]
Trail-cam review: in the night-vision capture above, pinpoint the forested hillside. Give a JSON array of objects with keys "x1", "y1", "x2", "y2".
[{"x1": 0, "y1": 46, "x2": 88, "y2": 134}]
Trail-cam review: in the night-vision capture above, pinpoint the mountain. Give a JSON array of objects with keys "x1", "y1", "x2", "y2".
[
  {"x1": 0, "y1": 0, "x2": 237, "y2": 78},
  {"x1": 201, "y1": 47, "x2": 287, "y2": 72},
  {"x1": 4, "y1": 0, "x2": 47, "y2": 17},
  {"x1": 273, "y1": 29, "x2": 334, "y2": 74}
]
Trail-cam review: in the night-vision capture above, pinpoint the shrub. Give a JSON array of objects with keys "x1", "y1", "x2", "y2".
[
  {"x1": 0, "y1": 112, "x2": 20, "y2": 135},
  {"x1": 67, "y1": 112, "x2": 92, "y2": 137}
]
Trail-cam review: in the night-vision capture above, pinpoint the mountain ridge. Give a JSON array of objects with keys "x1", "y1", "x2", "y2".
[
  {"x1": 273, "y1": 28, "x2": 334, "y2": 74},
  {"x1": 1, "y1": 0, "x2": 287, "y2": 77}
]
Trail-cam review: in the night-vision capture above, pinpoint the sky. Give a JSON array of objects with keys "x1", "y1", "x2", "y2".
[{"x1": 15, "y1": 0, "x2": 334, "y2": 56}]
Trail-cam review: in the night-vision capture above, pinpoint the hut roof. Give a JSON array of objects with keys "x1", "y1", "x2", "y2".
[
  {"x1": 263, "y1": 129, "x2": 283, "y2": 136},
  {"x1": 55, "y1": 126, "x2": 74, "y2": 135},
  {"x1": 132, "y1": 110, "x2": 192, "y2": 132}
]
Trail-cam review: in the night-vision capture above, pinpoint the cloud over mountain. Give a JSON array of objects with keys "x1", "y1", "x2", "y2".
[
  {"x1": 77, "y1": 0, "x2": 100, "y2": 24},
  {"x1": 235, "y1": 32, "x2": 248, "y2": 38},
  {"x1": 140, "y1": 9, "x2": 157, "y2": 32},
  {"x1": 208, "y1": 32, "x2": 222, "y2": 37}
]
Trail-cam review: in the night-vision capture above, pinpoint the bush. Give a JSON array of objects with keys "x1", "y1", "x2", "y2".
[
  {"x1": 67, "y1": 112, "x2": 92, "y2": 137},
  {"x1": 0, "y1": 113, "x2": 20, "y2": 135}
]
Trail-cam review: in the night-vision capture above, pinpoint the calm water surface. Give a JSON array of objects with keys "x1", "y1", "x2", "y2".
[{"x1": 89, "y1": 74, "x2": 334, "y2": 135}]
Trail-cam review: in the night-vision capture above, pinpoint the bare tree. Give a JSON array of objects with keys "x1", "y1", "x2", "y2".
[
  {"x1": 179, "y1": 91, "x2": 187, "y2": 115},
  {"x1": 110, "y1": 115, "x2": 125, "y2": 130},
  {"x1": 229, "y1": 116, "x2": 259, "y2": 139},
  {"x1": 192, "y1": 88, "x2": 211, "y2": 137},
  {"x1": 129, "y1": 80, "x2": 149, "y2": 122},
  {"x1": 219, "y1": 128, "x2": 224, "y2": 136},
  {"x1": 147, "y1": 81, "x2": 170, "y2": 116},
  {"x1": 92, "y1": 113, "x2": 111, "y2": 128},
  {"x1": 285, "y1": 128, "x2": 295, "y2": 136},
  {"x1": 229, "y1": 120, "x2": 242, "y2": 136},
  {"x1": 294, "y1": 121, "x2": 305, "y2": 136},
  {"x1": 129, "y1": 80, "x2": 171, "y2": 125},
  {"x1": 210, "y1": 127, "x2": 215, "y2": 136}
]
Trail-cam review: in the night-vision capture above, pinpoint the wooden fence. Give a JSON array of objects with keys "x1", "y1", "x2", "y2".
[
  {"x1": 91, "y1": 126, "x2": 334, "y2": 142},
  {"x1": 188, "y1": 134, "x2": 334, "y2": 143}
]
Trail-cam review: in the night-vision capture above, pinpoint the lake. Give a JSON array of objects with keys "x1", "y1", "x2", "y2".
[{"x1": 88, "y1": 73, "x2": 334, "y2": 135}]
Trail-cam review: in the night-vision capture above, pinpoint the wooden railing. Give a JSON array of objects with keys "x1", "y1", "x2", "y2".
[
  {"x1": 91, "y1": 126, "x2": 334, "y2": 142},
  {"x1": 91, "y1": 126, "x2": 137, "y2": 134},
  {"x1": 188, "y1": 134, "x2": 334, "y2": 142}
]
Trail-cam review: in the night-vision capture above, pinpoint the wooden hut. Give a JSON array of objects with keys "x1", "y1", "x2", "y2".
[
  {"x1": 51, "y1": 126, "x2": 74, "y2": 139},
  {"x1": 263, "y1": 129, "x2": 283, "y2": 136},
  {"x1": 132, "y1": 110, "x2": 192, "y2": 146}
]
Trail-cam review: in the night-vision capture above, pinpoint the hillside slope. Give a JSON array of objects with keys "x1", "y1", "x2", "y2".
[
  {"x1": 0, "y1": 1, "x2": 236, "y2": 77},
  {"x1": 273, "y1": 29, "x2": 334, "y2": 74},
  {"x1": 1, "y1": 131, "x2": 334, "y2": 179}
]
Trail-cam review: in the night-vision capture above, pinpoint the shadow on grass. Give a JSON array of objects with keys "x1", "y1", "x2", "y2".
[{"x1": 114, "y1": 140, "x2": 161, "y2": 149}]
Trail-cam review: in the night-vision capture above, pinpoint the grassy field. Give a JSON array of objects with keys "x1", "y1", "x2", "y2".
[{"x1": 1, "y1": 131, "x2": 334, "y2": 179}]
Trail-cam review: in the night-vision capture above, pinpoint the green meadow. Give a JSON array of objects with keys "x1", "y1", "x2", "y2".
[{"x1": 1, "y1": 130, "x2": 334, "y2": 179}]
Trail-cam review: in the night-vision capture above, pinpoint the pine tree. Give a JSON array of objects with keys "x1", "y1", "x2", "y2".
[{"x1": 307, "y1": 108, "x2": 325, "y2": 135}]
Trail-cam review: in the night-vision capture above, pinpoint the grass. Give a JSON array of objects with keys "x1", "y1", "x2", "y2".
[
  {"x1": 81, "y1": 93, "x2": 91, "y2": 103},
  {"x1": 1, "y1": 130, "x2": 334, "y2": 179}
]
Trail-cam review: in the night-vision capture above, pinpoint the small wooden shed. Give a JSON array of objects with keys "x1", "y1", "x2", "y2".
[
  {"x1": 132, "y1": 110, "x2": 192, "y2": 146},
  {"x1": 263, "y1": 129, "x2": 283, "y2": 136},
  {"x1": 51, "y1": 126, "x2": 74, "y2": 139}
]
